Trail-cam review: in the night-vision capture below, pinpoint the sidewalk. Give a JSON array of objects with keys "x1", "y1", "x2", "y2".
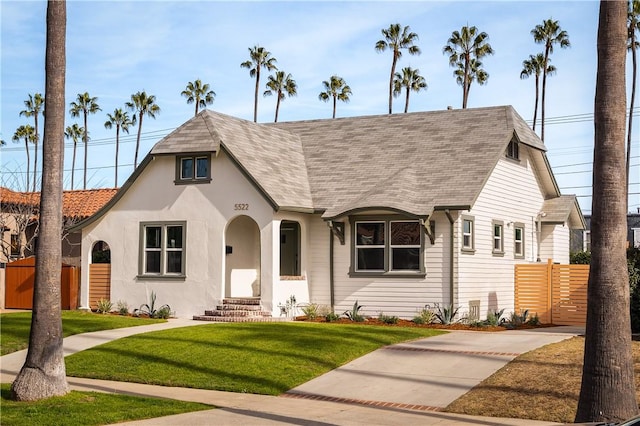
[{"x1": 1, "y1": 319, "x2": 580, "y2": 425}]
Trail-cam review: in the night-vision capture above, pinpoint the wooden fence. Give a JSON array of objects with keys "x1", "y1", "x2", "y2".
[
  {"x1": 88, "y1": 263, "x2": 111, "y2": 310},
  {"x1": 4, "y1": 257, "x2": 79, "y2": 310},
  {"x1": 515, "y1": 259, "x2": 589, "y2": 326}
]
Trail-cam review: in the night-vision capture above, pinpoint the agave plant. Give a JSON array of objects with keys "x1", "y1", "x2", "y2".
[
  {"x1": 134, "y1": 291, "x2": 171, "y2": 319},
  {"x1": 433, "y1": 303, "x2": 461, "y2": 324},
  {"x1": 344, "y1": 300, "x2": 365, "y2": 322}
]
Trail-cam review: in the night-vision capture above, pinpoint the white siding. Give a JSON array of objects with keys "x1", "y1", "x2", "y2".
[{"x1": 457, "y1": 149, "x2": 545, "y2": 320}]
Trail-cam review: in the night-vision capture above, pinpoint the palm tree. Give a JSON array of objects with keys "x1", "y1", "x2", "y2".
[
  {"x1": 318, "y1": 75, "x2": 352, "y2": 119},
  {"x1": 11, "y1": 0, "x2": 69, "y2": 402},
  {"x1": 126, "y1": 91, "x2": 160, "y2": 168},
  {"x1": 263, "y1": 71, "x2": 297, "y2": 122},
  {"x1": 181, "y1": 79, "x2": 216, "y2": 116},
  {"x1": 575, "y1": 2, "x2": 638, "y2": 422},
  {"x1": 69, "y1": 92, "x2": 101, "y2": 189},
  {"x1": 531, "y1": 19, "x2": 571, "y2": 142},
  {"x1": 375, "y1": 24, "x2": 421, "y2": 114},
  {"x1": 443, "y1": 25, "x2": 494, "y2": 109},
  {"x1": 64, "y1": 123, "x2": 83, "y2": 190},
  {"x1": 104, "y1": 109, "x2": 135, "y2": 187},
  {"x1": 19, "y1": 93, "x2": 44, "y2": 191},
  {"x1": 627, "y1": 0, "x2": 640, "y2": 207},
  {"x1": 241, "y1": 46, "x2": 278, "y2": 122},
  {"x1": 393, "y1": 67, "x2": 427, "y2": 113},
  {"x1": 12, "y1": 125, "x2": 35, "y2": 191},
  {"x1": 520, "y1": 53, "x2": 556, "y2": 132}
]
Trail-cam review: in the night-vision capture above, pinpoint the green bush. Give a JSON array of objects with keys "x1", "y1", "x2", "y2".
[
  {"x1": 134, "y1": 291, "x2": 171, "y2": 319},
  {"x1": 570, "y1": 251, "x2": 591, "y2": 264},
  {"x1": 433, "y1": 303, "x2": 460, "y2": 325},
  {"x1": 116, "y1": 300, "x2": 129, "y2": 316},
  {"x1": 300, "y1": 303, "x2": 320, "y2": 320},
  {"x1": 96, "y1": 298, "x2": 113, "y2": 314},
  {"x1": 378, "y1": 313, "x2": 399, "y2": 324},
  {"x1": 412, "y1": 306, "x2": 436, "y2": 325},
  {"x1": 344, "y1": 301, "x2": 365, "y2": 322},
  {"x1": 324, "y1": 311, "x2": 340, "y2": 322},
  {"x1": 485, "y1": 308, "x2": 506, "y2": 326}
]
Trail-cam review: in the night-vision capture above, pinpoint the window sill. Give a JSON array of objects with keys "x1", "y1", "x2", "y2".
[
  {"x1": 461, "y1": 248, "x2": 476, "y2": 254},
  {"x1": 136, "y1": 274, "x2": 186, "y2": 281},
  {"x1": 174, "y1": 178, "x2": 212, "y2": 185},
  {"x1": 505, "y1": 156, "x2": 521, "y2": 163},
  {"x1": 348, "y1": 271, "x2": 426, "y2": 278},
  {"x1": 514, "y1": 255, "x2": 525, "y2": 259},
  {"x1": 492, "y1": 251, "x2": 505, "y2": 257},
  {"x1": 280, "y1": 276, "x2": 306, "y2": 281}
]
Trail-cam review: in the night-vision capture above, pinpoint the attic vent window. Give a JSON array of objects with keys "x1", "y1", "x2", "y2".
[
  {"x1": 175, "y1": 154, "x2": 212, "y2": 184},
  {"x1": 506, "y1": 140, "x2": 519, "y2": 160}
]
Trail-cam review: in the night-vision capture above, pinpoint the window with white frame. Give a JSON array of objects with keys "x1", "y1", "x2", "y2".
[
  {"x1": 176, "y1": 154, "x2": 211, "y2": 184},
  {"x1": 492, "y1": 221, "x2": 504, "y2": 254},
  {"x1": 140, "y1": 222, "x2": 185, "y2": 276},
  {"x1": 462, "y1": 216, "x2": 475, "y2": 252},
  {"x1": 632, "y1": 228, "x2": 640, "y2": 248},
  {"x1": 583, "y1": 230, "x2": 591, "y2": 252},
  {"x1": 351, "y1": 217, "x2": 423, "y2": 275},
  {"x1": 514, "y1": 224, "x2": 525, "y2": 258}
]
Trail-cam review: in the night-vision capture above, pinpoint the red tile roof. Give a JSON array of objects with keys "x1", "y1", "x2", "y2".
[{"x1": 1, "y1": 187, "x2": 117, "y2": 220}]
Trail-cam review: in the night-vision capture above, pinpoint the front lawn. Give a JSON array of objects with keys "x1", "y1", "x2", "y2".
[
  {"x1": 65, "y1": 322, "x2": 443, "y2": 395},
  {"x1": 0, "y1": 311, "x2": 166, "y2": 356},
  {"x1": 0, "y1": 383, "x2": 212, "y2": 426}
]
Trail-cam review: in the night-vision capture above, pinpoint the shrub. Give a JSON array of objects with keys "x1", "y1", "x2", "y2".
[
  {"x1": 506, "y1": 309, "x2": 529, "y2": 328},
  {"x1": 324, "y1": 311, "x2": 340, "y2": 322},
  {"x1": 433, "y1": 303, "x2": 460, "y2": 325},
  {"x1": 96, "y1": 298, "x2": 113, "y2": 314},
  {"x1": 116, "y1": 300, "x2": 129, "y2": 316},
  {"x1": 378, "y1": 313, "x2": 399, "y2": 324},
  {"x1": 412, "y1": 306, "x2": 436, "y2": 325},
  {"x1": 527, "y1": 312, "x2": 541, "y2": 326},
  {"x1": 485, "y1": 308, "x2": 506, "y2": 326},
  {"x1": 344, "y1": 300, "x2": 365, "y2": 322},
  {"x1": 134, "y1": 291, "x2": 171, "y2": 319},
  {"x1": 570, "y1": 250, "x2": 591, "y2": 264},
  {"x1": 300, "y1": 303, "x2": 320, "y2": 320}
]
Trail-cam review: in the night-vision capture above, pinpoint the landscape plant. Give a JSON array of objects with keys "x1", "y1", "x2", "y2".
[
  {"x1": 133, "y1": 291, "x2": 171, "y2": 319},
  {"x1": 95, "y1": 298, "x2": 113, "y2": 314},
  {"x1": 378, "y1": 313, "x2": 399, "y2": 324},
  {"x1": 433, "y1": 303, "x2": 460, "y2": 324},
  {"x1": 412, "y1": 306, "x2": 436, "y2": 324},
  {"x1": 485, "y1": 308, "x2": 506, "y2": 326},
  {"x1": 300, "y1": 302, "x2": 320, "y2": 320},
  {"x1": 344, "y1": 300, "x2": 365, "y2": 322},
  {"x1": 116, "y1": 300, "x2": 129, "y2": 316}
]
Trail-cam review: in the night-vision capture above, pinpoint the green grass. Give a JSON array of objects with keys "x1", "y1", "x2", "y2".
[
  {"x1": 0, "y1": 383, "x2": 212, "y2": 426},
  {"x1": 66, "y1": 322, "x2": 444, "y2": 395},
  {"x1": 0, "y1": 311, "x2": 166, "y2": 355}
]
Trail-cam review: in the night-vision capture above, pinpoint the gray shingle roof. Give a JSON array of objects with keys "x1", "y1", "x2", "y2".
[
  {"x1": 541, "y1": 195, "x2": 581, "y2": 224},
  {"x1": 148, "y1": 106, "x2": 554, "y2": 219}
]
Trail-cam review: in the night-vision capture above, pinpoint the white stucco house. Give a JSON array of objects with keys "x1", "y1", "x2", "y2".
[{"x1": 72, "y1": 105, "x2": 584, "y2": 320}]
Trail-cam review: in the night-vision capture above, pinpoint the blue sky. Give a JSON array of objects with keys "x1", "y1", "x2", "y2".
[{"x1": 1, "y1": 0, "x2": 638, "y2": 214}]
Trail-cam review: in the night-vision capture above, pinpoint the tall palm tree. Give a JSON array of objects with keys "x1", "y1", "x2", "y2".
[
  {"x1": 393, "y1": 67, "x2": 427, "y2": 113},
  {"x1": 531, "y1": 19, "x2": 571, "y2": 142},
  {"x1": 19, "y1": 93, "x2": 44, "y2": 191},
  {"x1": 318, "y1": 75, "x2": 352, "y2": 119},
  {"x1": 520, "y1": 53, "x2": 556, "y2": 132},
  {"x1": 104, "y1": 108, "x2": 135, "y2": 187},
  {"x1": 263, "y1": 71, "x2": 297, "y2": 122},
  {"x1": 69, "y1": 92, "x2": 101, "y2": 190},
  {"x1": 64, "y1": 123, "x2": 83, "y2": 190},
  {"x1": 181, "y1": 79, "x2": 216, "y2": 116},
  {"x1": 12, "y1": 124, "x2": 35, "y2": 191},
  {"x1": 575, "y1": 2, "x2": 637, "y2": 422},
  {"x1": 126, "y1": 91, "x2": 160, "y2": 168},
  {"x1": 11, "y1": 0, "x2": 69, "y2": 402},
  {"x1": 241, "y1": 46, "x2": 277, "y2": 122},
  {"x1": 627, "y1": 0, "x2": 640, "y2": 207},
  {"x1": 443, "y1": 25, "x2": 494, "y2": 109},
  {"x1": 375, "y1": 23, "x2": 421, "y2": 114}
]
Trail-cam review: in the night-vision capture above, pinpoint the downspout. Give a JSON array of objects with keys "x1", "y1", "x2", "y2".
[
  {"x1": 444, "y1": 210, "x2": 455, "y2": 306},
  {"x1": 329, "y1": 228, "x2": 335, "y2": 312}
]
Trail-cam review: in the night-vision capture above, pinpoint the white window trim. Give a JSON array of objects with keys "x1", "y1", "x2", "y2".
[
  {"x1": 462, "y1": 216, "x2": 475, "y2": 253},
  {"x1": 492, "y1": 220, "x2": 504, "y2": 255},
  {"x1": 514, "y1": 223, "x2": 525, "y2": 258}
]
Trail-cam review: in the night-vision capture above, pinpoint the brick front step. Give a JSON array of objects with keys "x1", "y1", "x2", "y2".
[
  {"x1": 204, "y1": 310, "x2": 272, "y2": 317},
  {"x1": 223, "y1": 298, "x2": 261, "y2": 306},
  {"x1": 216, "y1": 304, "x2": 263, "y2": 311},
  {"x1": 192, "y1": 315, "x2": 293, "y2": 323}
]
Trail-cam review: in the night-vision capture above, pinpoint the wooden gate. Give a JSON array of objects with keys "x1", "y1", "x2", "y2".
[
  {"x1": 515, "y1": 259, "x2": 589, "y2": 326},
  {"x1": 88, "y1": 263, "x2": 111, "y2": 310},
  {"x1": 4, "y1": 257, "x2": 79, "y2": 310}
]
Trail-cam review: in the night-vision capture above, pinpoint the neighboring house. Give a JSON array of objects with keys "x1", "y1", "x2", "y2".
[
  {"x1": 571, "y1": 213, "x2": 640, "y2": 253},
  {"x1": 0, "y1": 187, "x2": 117, "y2": 266},
  {"x1": 72, "y1": 106, "x2": 585, "y2": 320}
]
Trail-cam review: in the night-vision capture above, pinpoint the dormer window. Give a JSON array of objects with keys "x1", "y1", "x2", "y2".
[
  {"x1": 175, "y1": 154, "x2": 212, "y2": 184},
  {"x1": 506, "y1": 140, "x2": 519, "y2": 160}
]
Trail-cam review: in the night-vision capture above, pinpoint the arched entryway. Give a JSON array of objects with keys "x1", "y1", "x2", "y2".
[
  {"x1": 89, "y1": 240, "x2": 111, "y2": 310},
  {"x1": 225, "y1": 215, "x2": 260, "y2": 297}
]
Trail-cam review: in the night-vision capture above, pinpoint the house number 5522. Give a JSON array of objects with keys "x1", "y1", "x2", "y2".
[{"x1": 234, "y1": 203, "x2": 249, "y2": 210}]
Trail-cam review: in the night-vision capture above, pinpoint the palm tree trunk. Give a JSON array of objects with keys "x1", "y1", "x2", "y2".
[
  {"x1": 11, "y1": 0, "x2": 69, "y2": 401},
  {"x1": 33, "y1": 116, "x2": 39, "y2": 192},
  {"x1": 533, "y1": 75, "x2": 540, "y2": 132},
  {"x1": 332, "y1": 95, "x2": 337, "y2": 119},
  {"x1": 71, "y1": 141, "x2": 76, "y2": 190},
  {"x1": 83, "y1": 112, "x2": 88, "y2": 189},
  {"x1": 627, "y1": 31, "x2": 637, "y2": 212},
  {"x1": 541, "y1": 47, "x2": 550, "y2": 143},
  {"x1": 195, "y1": 102, "x2": 199, "y2": 117},
  {"x1": 575, "y1": 1, "x2": 638, "y2": 422},
  {"x1": 253, "y1": 69, "x2": 260, "y2": 122},
  {"x1": 115, "y1": 125, "x2": 120, "y2": 187},
  {"x1": 134, "y1": 114, "x2": 143, "y2": 169},
  {"x1": 404, "y1": 88, "x2": 410, "y2": 113},
  {"x1": 24, "y1": 137, "x2": 31, "y2": 192},
  {"x1": 274, "y1": 96, "x2": 281, "y2": 123},
  {"x1": 388, "y1": 54, "x2": 397, "y2": 114}
]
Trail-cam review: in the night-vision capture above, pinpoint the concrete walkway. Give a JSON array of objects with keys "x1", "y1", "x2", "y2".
[{"x1": 1, "y1": 318, "x2": 581, "y2": 425}]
